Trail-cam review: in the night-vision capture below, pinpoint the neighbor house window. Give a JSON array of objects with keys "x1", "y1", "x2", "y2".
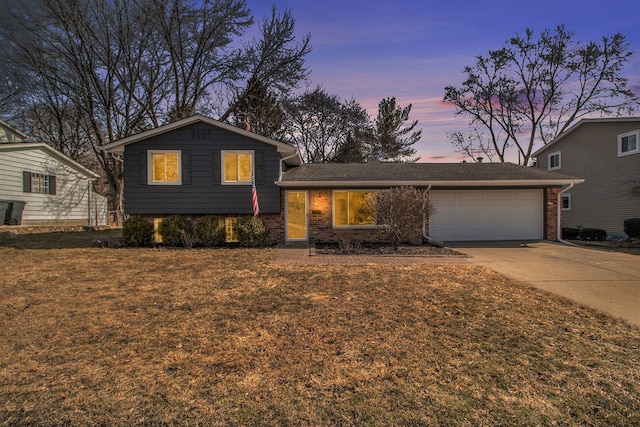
[
  {"x1": 222, "y1": 150, "x2": 253, "y2": 184},
  {"x1": 562, "y1": 193, "x2": 571, "y2": 211},
  {"x1": 618, "y1": 130, "x2": 639, "y2": 157},
  {"x1": 23, "y1": 171, "x2": 56, "y2": 195},
  {"x1": 548, "y1": 151, "x2": 561, "y2": 170},
  {"x1": 333, "y1": 190, "x2": 377, "y2": 227},
  {"x1": 148, "y1": 150, "x2": 181, "y2": 185}
]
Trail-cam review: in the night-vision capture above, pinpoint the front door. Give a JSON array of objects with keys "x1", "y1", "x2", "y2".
[{"x1": 286, "y1": 191, "x2": 308, "y2": 241}]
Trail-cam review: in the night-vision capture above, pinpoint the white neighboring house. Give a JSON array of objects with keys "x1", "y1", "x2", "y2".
[
  {"x1": 0, "y1": 119, "x2": 28, "y2": 143},
  {"x1": 0, "y1": 142, "x2": 108, "y2": 226}
]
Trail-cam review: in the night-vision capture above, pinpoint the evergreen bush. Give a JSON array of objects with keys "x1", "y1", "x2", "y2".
[
  {"x1": 158, "y1": 215, "x2": 193, "y2": 247},
  {"x1": 623, "y1": 218, "x2": 640, "y2": 239},
  {"x1": 122, "y1": 217, "x2": 154, "y2": 247},
  {"x1": 237, "y1": 216, "x2": 270, "y2": 247},
  {"x1": 195, "y1": 215, "x2": 226, "y2": 247}
]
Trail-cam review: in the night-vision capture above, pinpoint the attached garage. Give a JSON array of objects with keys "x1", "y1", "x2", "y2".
[{"x1": 429, "y1": 189, "x2": 544, "y2": 241}]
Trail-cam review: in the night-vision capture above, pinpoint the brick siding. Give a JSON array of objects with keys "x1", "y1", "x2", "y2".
[{"x1": 545, "y1": 187, "x2": 560, "y2": 241}]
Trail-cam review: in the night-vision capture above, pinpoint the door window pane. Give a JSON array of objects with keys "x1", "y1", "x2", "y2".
[{"x1": 287, "y1": 192, "x2": 307, "y2": 239}]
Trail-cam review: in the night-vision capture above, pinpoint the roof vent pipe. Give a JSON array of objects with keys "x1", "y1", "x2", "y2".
[{"x1": 476, "y1": 157, "x2": 483, "y2": 163}]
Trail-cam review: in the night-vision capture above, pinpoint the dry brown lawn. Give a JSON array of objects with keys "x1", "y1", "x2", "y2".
[{"x1": 1, "y1": 231, "x2": 640, "y2": 426}]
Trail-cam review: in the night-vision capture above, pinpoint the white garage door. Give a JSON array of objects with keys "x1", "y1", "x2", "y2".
[{"x1": 429, "y1": 189, "x2": 543, "y2": 241}]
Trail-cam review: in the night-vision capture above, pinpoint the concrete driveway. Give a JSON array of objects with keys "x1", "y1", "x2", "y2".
[{"x1": 447, "y1": 241, "x2": 640, "y2": 328}]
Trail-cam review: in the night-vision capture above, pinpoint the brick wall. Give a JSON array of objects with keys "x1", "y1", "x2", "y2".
[{"x1": 545, "y1": 187, "x2": 560, "y2": 241}]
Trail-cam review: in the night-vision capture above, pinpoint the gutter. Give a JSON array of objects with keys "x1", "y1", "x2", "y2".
[
  {"x1": 278, "y1": 153, "x2": 299, "y2": 181},
  {"x1": 277, "y1": 179, "x2": 583, "y2": 188},
  {"x1": 556, "y1": 182, "x2": 576, "y2": 245}
]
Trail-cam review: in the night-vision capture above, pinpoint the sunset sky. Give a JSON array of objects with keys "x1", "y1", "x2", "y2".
[{"x1": 249, "y1": 0, "x2": 640, "y2": 162}]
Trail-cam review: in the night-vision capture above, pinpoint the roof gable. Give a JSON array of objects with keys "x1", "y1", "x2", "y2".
[
  {"x1": 0, "y1": 119, "x2": 29, "y2": 142},
  {"x1": 0, "y1": 142, "x2": 100, "y2": 179},
  {"x1": 102, "y1": 114, "x2": 301, "y2": 164},
  {"x1": 533, "y1": 117, "x2": 640, "y2": 157}
]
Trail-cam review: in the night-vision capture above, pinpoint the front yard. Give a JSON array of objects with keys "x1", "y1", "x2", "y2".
[{"x1": 1, "y1": 231, "x2": 639, "y2": 425}]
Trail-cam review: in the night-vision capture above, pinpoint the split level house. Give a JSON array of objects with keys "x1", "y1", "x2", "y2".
[
  {"x1": 103, "y1": 114, "x2": 583, "y2": 244},
  {"x1": 534, "y1": 117, "x2": 640, "y2": 237},
  {"x1": 0, "y1": 120, "x2": 108, "y2": 226}
]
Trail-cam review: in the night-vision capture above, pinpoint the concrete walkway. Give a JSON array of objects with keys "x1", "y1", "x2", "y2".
[{"x1": 447, "y1": 241, "x2": 640, "y2": 328}]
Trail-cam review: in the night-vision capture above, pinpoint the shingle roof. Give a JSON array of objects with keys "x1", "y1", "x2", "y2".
[{"x1": 279, "y1": 162, "x2": 582, "y2": 188}]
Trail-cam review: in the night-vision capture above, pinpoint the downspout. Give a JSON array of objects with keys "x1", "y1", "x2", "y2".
[
  {"x1": 556, "y1": 183, "x2": 575, "y2": 245},
  {"x1": 88, "y1": 180, "x2": 93, "y2": 227},
  {"x1": 279, "y1": 153, "x2": 299, "y2": 181},
  {"x1": 421, "y1": 184, "x2": 444, "y2": 246}
]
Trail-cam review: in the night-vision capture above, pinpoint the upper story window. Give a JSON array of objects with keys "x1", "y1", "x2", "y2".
[
  {"x1": 333, "y1": 190, "x2": 377, "y2": 227},
  {"x1": 548, "y1": 151, "x2": 561, "y2": 171},
  {"x1": 23, "y1": 171, "x2": 56, "y2": 195},
  {"x1": 618, "y1": 130, "x2": 639, "y2": 157},
  {"x1": 222, "y1": 150, "x2": 253, "y2": 184},
  {"x1": 148, "y1": 150, "x2": 181, "y2": 185}
]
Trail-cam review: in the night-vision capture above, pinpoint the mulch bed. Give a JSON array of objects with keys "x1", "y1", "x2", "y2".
[{"x1": 314, "y1": 241, "x2": 464, "y2": 256}]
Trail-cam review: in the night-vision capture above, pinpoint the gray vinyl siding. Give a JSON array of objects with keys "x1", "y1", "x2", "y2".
[
  {"x1": 537, "y1": 121, "x2": 640, "y2": 235},
  {"x1": 123, "y1": 122, "x2": 282, "y2": 215}
]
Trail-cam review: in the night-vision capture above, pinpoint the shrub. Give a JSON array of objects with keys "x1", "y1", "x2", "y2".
[
  {"x1": 158, "y1": 215, "x2": 193, "y2": 247},
  {"x1": 579, "y1": 228, "x2": 607, "y2": 241},
  {"x1": 623, "y1": 218, "x2": 640, "y2": 239},
  {"x1": 237, "y1": 216, "x2": 270, "y2": 247},
  {"x1": 122, "y1": 217, "x2": 154, "y2": 247},
  {"x1": 562, "y1": 227, "x2": 581, "y2": 240},
  {"x1": 195, "y1": 215, "x2": 226, "y2": 247},
  {"x1": 369, "y1": 186, "x2": 433, "y2": 247}
]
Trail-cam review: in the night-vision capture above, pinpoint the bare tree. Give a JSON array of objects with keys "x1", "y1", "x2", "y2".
[
  {"x1": 282, "y1": 86, "x2": 370, "y2": 163},
  {"x1": 1, "y1": 0, "x2": 311, "y2": 219},
  {"x1": 153, "y1": 0, "x2": 253, "y2": 121},
  {"x1": 367, "y1": 187, "x2": 434, "y2": 247},
  {"x1": 220, "y1": 6, "x2": 311, "y2": 123},
  {"x1": 444, "y1": 26, "x2": 638, "y2": 165}
]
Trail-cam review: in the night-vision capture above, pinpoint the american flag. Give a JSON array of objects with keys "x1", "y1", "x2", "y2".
[{"x1": 251, "y1": 173, "x2": 260, "y2": 217}]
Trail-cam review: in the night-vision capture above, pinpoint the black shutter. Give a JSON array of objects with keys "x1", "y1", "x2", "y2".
[
  {"x1": 23, "y1": 171, "x2": 31, "y2": 192},
  {"x1": 48, "y1": 175, "x2": 56, "y2": 195},
  {"x1": 212, "y1": 152, "x2": 221, "y2": 184},
  {"x1": 181, "y1": 151, "x2": 190, "y2": 185},
  {"x1": 254, "y1": 151, "x2": 264, "y2": 184},
  {"x1": 140, "y1": 152, "x2": 147, "y2": 184}
]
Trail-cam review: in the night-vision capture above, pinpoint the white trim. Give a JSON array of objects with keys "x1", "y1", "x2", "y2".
[
  {"x1": 221, "y1": 150, "x2": 254, "y2": 185},
  {"x1": 548, "y1": 151, "x2": 561, "y2": 171},
  {"x1": 617, "y1": 130, "x2": 639, "y2": 157},
  {"x1": 147, "y1": 150, "x2": 182, "y2": 185},
  {"x1": 561, "y1": 193, "x2": 572, "y2": 211}
]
